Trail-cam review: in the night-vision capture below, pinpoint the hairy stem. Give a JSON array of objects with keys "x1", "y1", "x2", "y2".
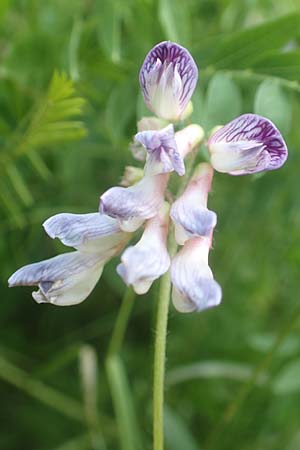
[{"x1": 153, "y1": 234, "x2": 177, "y2": 450}]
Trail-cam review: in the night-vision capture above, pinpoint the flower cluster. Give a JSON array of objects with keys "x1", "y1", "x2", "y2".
[{"x1": 8, "y1": 41, "x2": 288, "y2": 312}]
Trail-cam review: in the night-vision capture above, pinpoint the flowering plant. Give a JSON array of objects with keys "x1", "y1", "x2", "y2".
[{"x1": 8, "y1": 40, "x2": 288, "y2": 449}]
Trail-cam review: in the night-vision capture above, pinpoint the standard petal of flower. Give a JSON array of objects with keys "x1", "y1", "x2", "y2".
[
  {"x1": 8, "y1": 252, "x2": 104, "y2": 306},
  {"x1": 208, "y1": 113, "x2": 288, "y2": 175},
  {"x1": 43, "y1": 212, "x2": 128, "y2": 255},
  {"x1": 135, "y1": 124, "x2": 185, "y2": 176},
  {"x1": 171, "y1": 237, "x2": 222, "y2": 313},
  {"x1": 117, "y1": 204, "x2": 170, "y2": 294},
  {"x1": 99, "y1": 174, "x2": 168, "y2": 232},
  {"x1": 171, "y1": 163, "x2": 217, "y2": 244},
  {"x1": 139, "y1": 41, "x2": 198, "y2": 121}
]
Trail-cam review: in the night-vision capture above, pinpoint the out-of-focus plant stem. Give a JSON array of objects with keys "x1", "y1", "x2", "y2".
[{"x1": 107, "y1": 287, "x2": 135, "y2": 356}]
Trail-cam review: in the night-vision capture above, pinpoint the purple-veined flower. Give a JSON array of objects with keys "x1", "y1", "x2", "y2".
[
  {"x1": 131, "y1": 123, "x2": 204, "y2": 163},
  {"x1": 171, "y1": 163, "x2": 217, "y2": 244},
  {"x1": 117, "y1": 203, "x2": 170, "y2": 294},
  {"x1": 208, "y1": 113, "x2": 288, "y2": 175},
  {"x1": 135, "y1": 124, "x2": 185, "y2": 176},
  {"x1": 8, "y1": 251, "x2": 105, "y2": 306},
  {"x1": 43, "y1": 212, "x2": 129, "y2": 255},
  {"x1": 139, "y1": 41, "x2": 198, "y2": 121},
  {"x1": 99, "y1": 173, "x2": 169, "y2": 232},
  {"x1": 171, "y1": 236, "x2": 222, "y2": 313}
]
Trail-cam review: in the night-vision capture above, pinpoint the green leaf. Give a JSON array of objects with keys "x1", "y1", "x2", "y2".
[
  {"x1": 252, "y1": 51, "x2": 300, "y2": 82},
  {"x1": 254, "y1": 79, "x2": 292, "y2": 135},
  {"x1": 273, "y1": 359, "x2": 300, "y2": 395},
  {"x1": 106, "y1": 355, "x2": 143, "y2": 450},
  {"x1": 204, "y1": 73, "x2": 242, "y2": 129},
  {"x1": 158, "y1": 0, "x2": 191, "y2": 47},
  {"x1": 97, "y1": 0, "x2": 123, "y2": 63},
  {"x1": 164, "y1": 406, "x2": 199, "y2": 450},
  {"x1": 206, "y1": 13, "x2": 300, "y2": 69},
  {"x1": 167, "y1": 361, "x2": 266, "y2": 385}
]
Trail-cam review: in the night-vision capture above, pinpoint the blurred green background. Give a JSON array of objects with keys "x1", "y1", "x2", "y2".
[{"x1": 1, "y1": 0, "x2": 300, "y2": 449}]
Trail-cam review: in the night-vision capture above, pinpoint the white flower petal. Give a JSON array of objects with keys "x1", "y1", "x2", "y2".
[
  {"x1": 175, "y1": 124, "x2": 204, "y2": 159},
  {"x1": 117, "y1": 204, "x2": 170, "y2": 294},
  {"x1": 135, "y1": 125, "x2": 185, "y2": 176},
  {"x1": 100, "y1": 174, "x2": 168, "y2": 232},
  {"x1": 139, "y1": 41, "x2": 198, "y2": 121},
  {"x1": 43, "y1": 212, "x2": 128, "y2": 255},
  {"x1": 171, "y1": 163, "x2": 217, "y2": 244},
  {"x1": 208, "y1": 114, "x2": 288, "y2": 175},
  {"x1": 171, "y1": 238, "x2": 222, "y2": 313},
  {"x1": 8, "y1": 251, "x2": 104, "y2": 306}
]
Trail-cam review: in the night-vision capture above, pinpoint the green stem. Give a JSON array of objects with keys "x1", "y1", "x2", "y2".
[
  {"x1": 108, "y1": 288, "x2": 135, "y2": 356},
  {"x1": 153, "y1": 235, "x2": 177, "y2": 450}
]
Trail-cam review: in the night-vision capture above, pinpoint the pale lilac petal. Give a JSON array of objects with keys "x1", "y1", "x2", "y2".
[
  {"x1": 43, "y1": 212, "x2": 128, "y2": 256},
  {"x1": 170, "y1": 163, "x2": 217, "y2": 244},
  {"x1": 175, "y1": 124, "x2": 205, "y2": 159},
  {"x1": 208, "y1": 114, "x2": 288, "y2": 175},
  {"x1": 8, "y1": 252, "x2": 104, "y2": 306},
  {"x1": 135, "y1": 124, "x2": 185, "y2": 176},
  {"x1": 139, "y1": 41, "x2": 198, "y2": 121},
  {"x1": 99, "y1": 174, "x2": 168, "y2": 232},
  {"x1": 117, "y1": 204, "x2": 170, "y2": 294},
  {"x1": 171, "y1": 237, "x2": 222, "y2": 313}
]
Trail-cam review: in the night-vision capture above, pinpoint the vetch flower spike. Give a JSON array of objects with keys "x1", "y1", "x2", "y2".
[
  {"x1": 171, "y1": 236, "x2": 222, "y2": 313},
  {"x1": 208, "y1": 113, "x2": 288, "y2": 175},
  {"x1": 117, "y1": 203, "x2": 170, "y2": 294},
  {"x1": 43, "y1": 212, "x2": 129, "y2": 255},
  {"x1": 139, "y1": 41, "x2": 198, "y2": 121},
  {"x1": 8, "y1": 251, "x2": 105, "y2": 306},
  {"x1": 171, "y1": 163, "x2": 217, "y2": 244},
  {"x1": 99, "y1": 174, "x2": 168, "y2": 232},
  {"x1": 135, "y1": 124, "x2": 185, "y2": 176}
]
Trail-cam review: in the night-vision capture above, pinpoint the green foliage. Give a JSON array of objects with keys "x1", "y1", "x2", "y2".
[
  {"x1": 203, "y1": 73, "x2": 242, "y2": 129},
  {"x1": 0, "y1": 71, "x2": 86, "y2": 226},
  {"x1": 1, "y1": 2, "x2": 300, "y2": 450},
  {"x1": 254, "y1": 80, "x2": 292, "y2": 135}
]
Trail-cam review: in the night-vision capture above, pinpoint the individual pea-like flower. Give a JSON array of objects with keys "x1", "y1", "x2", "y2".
[
  {"x1": 8, "y1": 251, "x2": 105, "y2": 306},
  {"x1": 99, "y1": 173, "x2": 169, "y2": 232},
  {"x1": 135, "y1": 124, "x2": 185, "y2": 176},
  {"x1": 171, "y1": 163, "x2": 217, "y2": 245},
  {"x1": 117, "y1": 203, "x2": 170, "y2": 294},
  {"x1": 171, "y1": 236, "x2": 222, "y2": 313},
  {"x1": 139, "y1": 41, "x2": 198, "y2": 121},
  {"x1": 131, "y1": 123, "x2": 204, "y2": 163},
  {"x1": 208, "y1": 113, "x2": 288, "y2": 175},
  {"x1": 43, "y1": 212, "x2": 129, "y2": 255}
]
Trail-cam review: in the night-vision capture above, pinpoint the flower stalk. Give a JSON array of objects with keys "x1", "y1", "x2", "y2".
[{"x1": 153, "y1": 230, "x2": 177, "y2": 450}]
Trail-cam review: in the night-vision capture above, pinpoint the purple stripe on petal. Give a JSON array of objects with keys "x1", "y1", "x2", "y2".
[
  {"x1": 139, "y1": 41, "x2": 198, "y2": 121},
  {"x1": 208, "y1": 114, "x2": 288, "y2": 175}
]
